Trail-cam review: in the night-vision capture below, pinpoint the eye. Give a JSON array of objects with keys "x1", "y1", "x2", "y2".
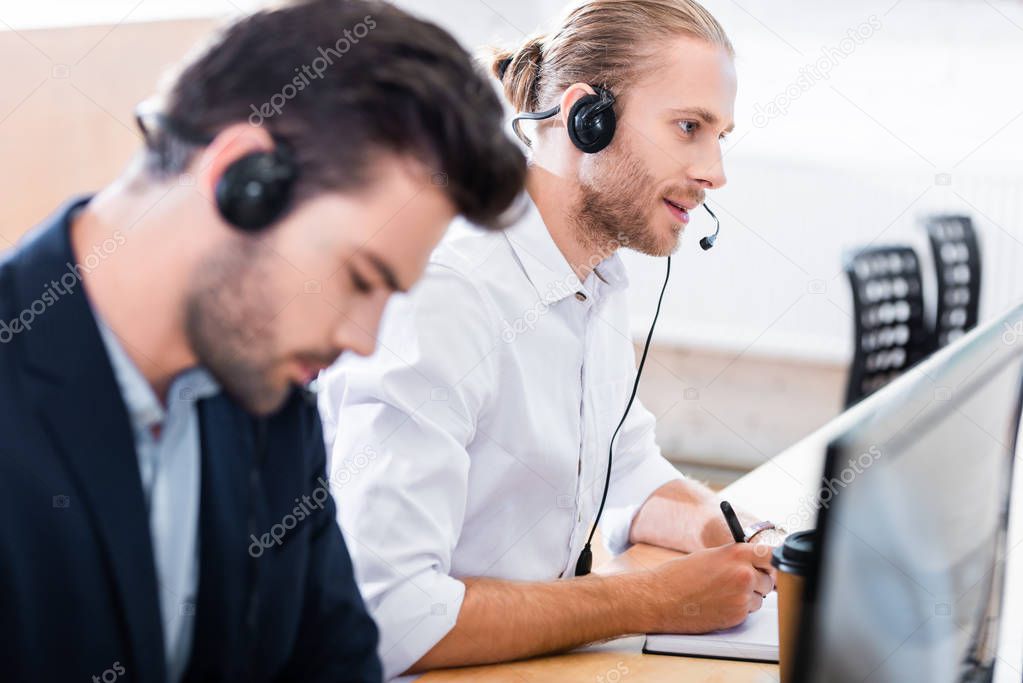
[
  {"x1": 349, "y1": 268, "x2": 372, "y2": 294},
  {"x1": 677, "y1": 120, "x2": 698, "y2": 136}
]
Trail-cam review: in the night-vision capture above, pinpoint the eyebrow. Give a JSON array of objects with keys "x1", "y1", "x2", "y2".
[
  {"x1": 670, "y1": 107, "x2": 735, "y2": 134},
  {"x1": 362, "y1": 251, "x2": 406, "y2": 293}
]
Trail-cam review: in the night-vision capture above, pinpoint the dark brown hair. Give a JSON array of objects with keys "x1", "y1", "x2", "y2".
[{"x1": 149, "y1": 0, "x2": 526, "y2": 228}]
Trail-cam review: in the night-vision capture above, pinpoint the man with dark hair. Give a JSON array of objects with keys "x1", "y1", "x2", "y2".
[{"x1": 0, "y1": 0, "x2": 525, "y2": 681}]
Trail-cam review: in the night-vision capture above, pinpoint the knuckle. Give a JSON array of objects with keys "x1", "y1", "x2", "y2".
[{"x1": 734, "y1": 566, "x2": 756, "y2": 590}]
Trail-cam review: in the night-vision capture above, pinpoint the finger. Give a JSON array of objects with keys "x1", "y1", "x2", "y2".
[
  {"x1": 748, "y1": 591, "x2": 765, "y2": 613},
  {"x1": 754, "y1": 569, "x2": 773, "y2": 597},
  {"x1": 748, "y1": 543, "x2": 775, "y2": 572},
  {"x1": 757, "y1": 564, "x2": 778, "y2": 586}
]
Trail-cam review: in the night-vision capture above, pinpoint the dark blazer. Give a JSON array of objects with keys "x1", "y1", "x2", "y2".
[{"x1": 0, "y1": 198, "x2": 382, "y2": 682}]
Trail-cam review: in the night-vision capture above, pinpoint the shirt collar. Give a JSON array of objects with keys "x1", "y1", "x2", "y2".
[
  {"x1": 504, "y1": 197, "x2": 630, "y2": 305},
  {"x1": 593, "y1": 252, "x2": 630, "y2": 292},
  {"x1": 95, "y1": 319, "x2": 219, "y2": 433}
]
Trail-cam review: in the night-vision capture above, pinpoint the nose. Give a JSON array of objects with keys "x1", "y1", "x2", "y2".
[
  {"x1": 691, "y1": 140, "x2": 727, "y2": 190},
  {"x1": 333, "y1": 290, "x2": 389, "y2": 357}
]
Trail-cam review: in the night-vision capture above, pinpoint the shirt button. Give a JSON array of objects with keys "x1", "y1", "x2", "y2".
[{"x1": 575, "y1": 292, "x2": 587, "y2": 302}]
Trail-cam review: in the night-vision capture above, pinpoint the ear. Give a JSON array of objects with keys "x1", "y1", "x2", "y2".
[
  {"x1": 558, "y1": 82, "x2": 598, "y2": 131},
  {"x1": 192, "y1": 122, "x2": 276, "y2": 202}
]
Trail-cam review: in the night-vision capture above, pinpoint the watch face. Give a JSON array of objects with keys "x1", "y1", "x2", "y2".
[{"x1": 746, "y1": 522, "x2": 784, "y2": 545}]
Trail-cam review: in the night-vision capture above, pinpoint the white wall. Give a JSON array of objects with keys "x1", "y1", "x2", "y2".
[
  {"x1": 620, "y1": 0, "x2": 1023, "y2": 364},
  {"x1": 6, "y1": 0, "x2": 1020, "y2": 365},
  {"x1": 390, "y1": 0, "x2": 1023, "y2": 364}
]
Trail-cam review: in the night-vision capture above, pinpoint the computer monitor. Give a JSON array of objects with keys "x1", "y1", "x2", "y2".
[{"x1": 793, "y1": 302, "x2": 1023, "y2": 683}]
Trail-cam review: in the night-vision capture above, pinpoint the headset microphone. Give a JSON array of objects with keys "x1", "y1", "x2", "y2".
[{"x1": 699, "y1": 203, "x2": 721, "y2": 250}]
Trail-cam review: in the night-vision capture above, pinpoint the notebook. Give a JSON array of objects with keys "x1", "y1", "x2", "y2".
[{"x1": 643, "y1": 592, "x2": 779, "y2": 663}]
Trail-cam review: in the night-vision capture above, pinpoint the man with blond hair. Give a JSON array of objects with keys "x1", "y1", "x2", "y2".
[{"x1": 320, "y1": 0, "x2": 784, "y2": 677}]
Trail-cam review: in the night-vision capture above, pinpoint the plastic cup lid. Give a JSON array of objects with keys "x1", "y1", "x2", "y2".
[{"x1": 771, "y1": 529, "x2": 815, "y2": 572}]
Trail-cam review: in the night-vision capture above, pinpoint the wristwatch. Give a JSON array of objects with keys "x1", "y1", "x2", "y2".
[{"x1": 744, "y1": 521, "x2": 785, "y2": 543}]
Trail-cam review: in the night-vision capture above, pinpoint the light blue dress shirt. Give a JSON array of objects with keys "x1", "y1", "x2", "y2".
[{"x1": 96, "y1": 320, "x2": 219, "y2": 683}]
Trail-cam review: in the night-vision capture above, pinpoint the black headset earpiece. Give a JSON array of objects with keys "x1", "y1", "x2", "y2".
[
  {"x1": 134, "y1": 103, "x2": 297, "y2": 232},
  {"x1": 566, "y1": 86, "x2": 616, "y2": 154},
  {"x1": 214, "y1": 147, "x2": 297, "y2": 232},
  {"x1": 511, "y1": 85, "x2": 616, "y2": 154}
]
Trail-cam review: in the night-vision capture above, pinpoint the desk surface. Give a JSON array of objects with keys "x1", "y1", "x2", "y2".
[{"x1": 418, "y1": 649, "x2": 778, "y2": 682}]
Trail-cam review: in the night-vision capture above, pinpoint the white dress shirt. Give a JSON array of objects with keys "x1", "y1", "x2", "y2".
[
  {"x1": 318, "y1": 198, "x2": 683, "y2": 680},
  {"x1": 96, "y1": 320, "x2": 219, "y2": 683}
]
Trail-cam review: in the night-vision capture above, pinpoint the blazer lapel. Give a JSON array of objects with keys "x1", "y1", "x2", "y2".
[
  {"x1": 184, "y1": 395, "x2": 255, "y2": 681},
  {"x1": 12, "y1": 200, "x2": 166, "y2": 683}
]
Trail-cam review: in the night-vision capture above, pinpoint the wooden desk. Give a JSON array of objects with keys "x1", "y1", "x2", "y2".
[
  {"x1": 417, "y1": 649, "x2": 778, "y2": 682},
  {"x1": 420, "y1": 429, "x2": 832, "y2": 683}
]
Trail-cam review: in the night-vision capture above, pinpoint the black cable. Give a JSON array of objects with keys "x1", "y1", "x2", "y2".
[{"x1": 575, "y1": 255, "x2": 672, "y2": 577}]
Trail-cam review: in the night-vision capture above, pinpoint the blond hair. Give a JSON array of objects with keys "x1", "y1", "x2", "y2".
[{"x1": 492, "y1": 0, "x2": 733, "y2": 113}]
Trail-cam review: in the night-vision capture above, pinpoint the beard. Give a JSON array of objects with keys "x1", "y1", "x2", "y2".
[
  {"x1": 184, "y1": 236, "x2": 290, "y2": 416},
  {"x1": 575, "y1": 137, "x2": 695, "y2": 259}
]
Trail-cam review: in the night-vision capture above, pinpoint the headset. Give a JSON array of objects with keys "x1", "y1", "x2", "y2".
[
  {"x1": 511, "y1": 85, "x2": 617, "y2": 154},
  {"x1": 136, "y1": 104, "x2": 296, "y2": 659},
  {"x1": 134, "y1": 104, "x2": 298, "y2": 232},
  {"x1": 509, "y1": 83, "x2": 721, "y2": 251},
  {"x1": 506, "y1": 78, "x2": 724, "y2": 575}
]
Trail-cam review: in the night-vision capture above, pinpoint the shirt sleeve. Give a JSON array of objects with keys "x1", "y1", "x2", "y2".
[
  {"x1": 318, "y1": 263, "x2": 498, "y2": 680},
  {"x1": 598, "y1": 394, "x2": 685, "y2": 556}
]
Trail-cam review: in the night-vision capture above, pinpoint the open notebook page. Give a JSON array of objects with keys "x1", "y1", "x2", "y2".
[{"x1": 643, "y1": 592, "x2": 779, "y2": 663}]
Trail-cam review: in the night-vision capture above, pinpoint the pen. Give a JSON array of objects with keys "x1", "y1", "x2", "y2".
[{"x1": 720, "y1": 500, "x2": 746, "y2": 543}]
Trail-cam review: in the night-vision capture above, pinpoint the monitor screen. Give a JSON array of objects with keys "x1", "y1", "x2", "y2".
[{"x1": 795, "y1": 303, "x2": 1023, "y2": 683}]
